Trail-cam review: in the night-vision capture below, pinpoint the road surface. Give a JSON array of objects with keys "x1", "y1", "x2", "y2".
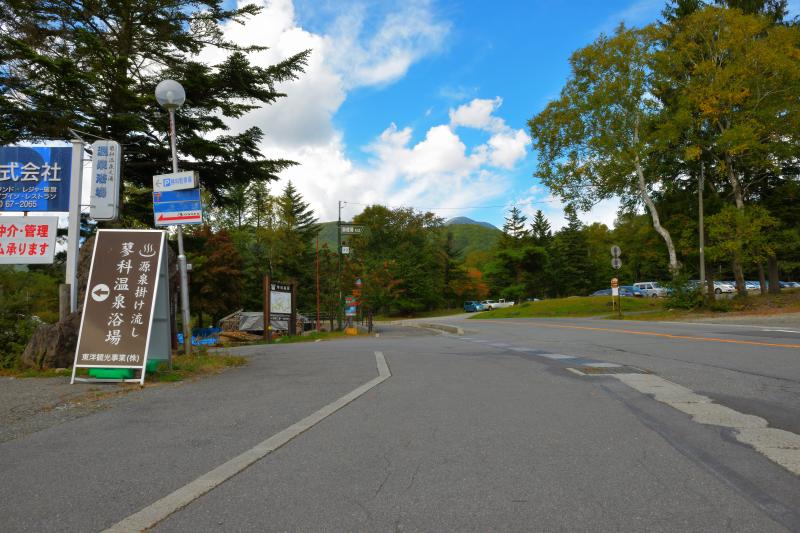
[{"x1": 2, "y1": 316, "x2": 799, "y2": 532}]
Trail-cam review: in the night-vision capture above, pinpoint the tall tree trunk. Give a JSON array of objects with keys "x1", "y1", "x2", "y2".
[
  {"x1": 757, "y1": 263, "x2": 767, "y2": 295},
  {"x1": 635, "y1": 157, "x2": 679, "y2": 273},
  {"x1": 725, "y1": 157, "x2": 747, "y2": 296},
  {"x1": 768, "y1": 255, "x2": 780, "y2": 294},
  {"x1": 732, "y1": 257, "x2": 746, "y2": 297}
]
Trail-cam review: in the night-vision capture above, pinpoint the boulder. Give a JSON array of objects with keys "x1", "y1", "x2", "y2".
[{"x1": 21, "y1": 311, "x2": 82, "y2": 369}]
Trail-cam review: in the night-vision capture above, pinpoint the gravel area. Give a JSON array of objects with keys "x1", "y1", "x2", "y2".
[{"x1": 0, "y1": 376, "x2": 141, "y2": 443}]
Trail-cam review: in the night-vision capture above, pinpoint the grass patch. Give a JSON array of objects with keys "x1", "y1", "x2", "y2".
[
  {"x1": 472, "y1": 296, "x2": 664, "y2": 319},
  {"x1": 471, "y1": 289, "x2": 800, "y2": 322},
  {"x1": 150, "y1": 351, "x2": 247, "y2": 382}
]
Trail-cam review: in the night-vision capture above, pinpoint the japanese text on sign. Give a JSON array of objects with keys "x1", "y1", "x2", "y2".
[
  {"x1": 74, "y1": 231, "x2": 164, "y2": 368},
  {"x1": 0, "y1": 146, "x2": 72, "y2": 212},
  {"x1": 0, "y1": 216, "x2": 58, "y2": 264}
]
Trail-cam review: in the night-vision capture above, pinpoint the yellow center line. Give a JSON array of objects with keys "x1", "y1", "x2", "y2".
[{"x1": 472, "y1": 320, "x2": 800, "y2": 349}]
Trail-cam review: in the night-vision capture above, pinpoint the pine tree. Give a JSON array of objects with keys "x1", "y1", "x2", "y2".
[
  {"x1": 502, "y1": 207, "x2": 529, "y2": 240},
  {"x1": 530, "y1": 210, "x2": 553, "y2": 246},
  {"x1": 0, "y1": 0, "x2": 309, "y2": 223},
  {"x1": 549, "y1": 210, "x2": 593, "y2": 297}
]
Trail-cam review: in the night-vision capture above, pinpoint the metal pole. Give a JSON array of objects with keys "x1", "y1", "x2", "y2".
[
  {"x1": 698, "y1": 164, "x2": 706, "y2": 302},
  {"x1": 169, "y1": 109, "x2": 192, "y2": 356},
  {"x1": 316, "y1": 236, "x2": 320, "y2": 332},
  {"x1": 337, "y1": 200, "x2": 342, "y2": 331},
  {"x1": 66, "y1": 139, "x2": 84, "y2": 313}
]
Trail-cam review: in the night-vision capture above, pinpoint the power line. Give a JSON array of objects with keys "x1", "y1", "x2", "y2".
[{"x1": 340, "y1": 198, "x2": 562, "y2": 211}]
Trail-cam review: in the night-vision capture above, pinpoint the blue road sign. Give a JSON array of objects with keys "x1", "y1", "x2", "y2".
[
  {"x1": 153, "y1": 187, "x2": 203, "y2": 226},
  {"x1": 0, "y1": 146, "x2": 72, "y2": 212}
]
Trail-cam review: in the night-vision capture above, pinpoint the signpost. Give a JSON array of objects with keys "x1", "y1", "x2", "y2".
[
  {"x1": 340, "y1": 224, "x2": 364, "y2": 235},
  {"x1": 153, "y1": 188, "x2": 202, "y2": 226},
  {"x1": 0, "y1": 216, "x2": 58, "y2": 264},
  {"x1": 89, "y1": 140, "x2": 121, "y2": 221},
  {"x1": 153, "y1": 170, "x2": 197, "y2": 192},
  {"x1": 263, "y1": 278, "x2": 297, "y2": 342},
  {"x1": 610, "y1": 246, "x2": 622, "y2": 318},
  {"x1": 71, "y1": 230, "x2": 171, "y2": 384},
  {"x1": 0, "y1": 146, "x2": 72, "y2": 212}
]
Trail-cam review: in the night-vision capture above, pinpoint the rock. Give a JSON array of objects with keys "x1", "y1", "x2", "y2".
[{"x1": 21, "y1": 311, "x2": 82, "y2": 369}]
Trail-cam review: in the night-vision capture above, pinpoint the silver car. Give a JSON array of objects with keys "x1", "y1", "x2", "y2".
[{"x1": 633, "y1": 281, "x2": 669, "y2": 298}]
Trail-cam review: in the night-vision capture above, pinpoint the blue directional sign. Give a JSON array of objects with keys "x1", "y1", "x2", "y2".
[
  {"x1": 153, "y1": 188, "x2": 203, "y2": 226},
  {"x1": 0, "y1": 146, "x2": 72, "y2": 212}
]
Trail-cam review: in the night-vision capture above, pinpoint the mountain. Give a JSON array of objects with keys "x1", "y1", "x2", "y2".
[{"x1": 445, "y1": 216, "x2": 497, "y2": 230}]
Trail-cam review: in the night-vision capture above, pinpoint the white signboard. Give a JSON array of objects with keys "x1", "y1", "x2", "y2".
[
  {"x1": 89, "y1": 140, "x2": 121, "y2": 221},
  {"x1": 0, "y1": 216, "x2": 58, "y2": 264},
  {"x1": 611, "y1": 287, "x2": 619, "y2": 297},
  {"x1": 153, "y1": 171, "x2": 197, "y2": 192},
  {"x1": 270, "y1": 291, "x2": 292, "y2": 315},
  {"x1": 154, "y1": 209, "x2": 202, "y2": 226}
]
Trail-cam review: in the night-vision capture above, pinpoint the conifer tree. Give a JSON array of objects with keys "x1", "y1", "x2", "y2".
[
  {"x1": 530, "y1": 210, "x2": 553, "y2": 246},
  {"x1": 502, "y1": 207, "x2": 529, "y2": 240},
  {"x1": 0, "y1": 0, "x2": 309, "y2": 222}
]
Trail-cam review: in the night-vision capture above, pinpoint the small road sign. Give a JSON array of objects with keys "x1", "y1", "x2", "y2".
[
  {"x1": 611, "y1": 245, "x2": 621, "y2": 258},
  {"x1": 612, "y1": 257, "x2": 622, "y2": 269},
  {"x1": 341, "y1": 224, "x2": 364, "y2": 235},
  {"x1": 153, "y1": 170, "x2": 198, "y2": 192},
  {"x1": 153, "y1": 188, "x2": 202, "y2": 226}
]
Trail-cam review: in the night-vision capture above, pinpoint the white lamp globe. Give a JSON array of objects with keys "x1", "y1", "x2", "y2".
[{"x1": 155, "y1": 79, "x2": 186, "y2": 110}]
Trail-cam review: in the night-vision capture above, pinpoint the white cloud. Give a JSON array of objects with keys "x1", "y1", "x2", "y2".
[
  {"x1": 449, "y1": 97, "x2": 504, "y2": 132},
  {"x1": 206, "y1": 1, "x2": 528, "y2": 222}
]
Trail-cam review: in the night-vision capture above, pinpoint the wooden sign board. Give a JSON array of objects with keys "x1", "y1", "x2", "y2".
[{"x1": 71, "y1": 230, "x2": 171, "y2": 384}]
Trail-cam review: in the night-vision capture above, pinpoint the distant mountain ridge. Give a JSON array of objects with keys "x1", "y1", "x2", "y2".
[{"x1": 445, "y1": 216, "x2": 497, "y2": 230}]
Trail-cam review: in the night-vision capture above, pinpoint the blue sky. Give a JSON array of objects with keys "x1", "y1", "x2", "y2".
[{"x1": 213, "y1": 0, "x2": 799, "y2": 228}]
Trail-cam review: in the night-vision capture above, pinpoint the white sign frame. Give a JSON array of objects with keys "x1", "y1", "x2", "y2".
[
  {"x1": 89, "y1": 140, "x2": 121, "y2": 221},
  {"x1": 0, "y1": 216, "x2": 58, "y2": 264},
  {"x1": 153, "y1": 170, "x2": 198, "y2": 192}
]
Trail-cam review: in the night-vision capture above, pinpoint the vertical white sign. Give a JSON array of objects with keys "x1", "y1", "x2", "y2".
[{"x1": 90, "y1": 140, "x2": 121, "y2": 221}]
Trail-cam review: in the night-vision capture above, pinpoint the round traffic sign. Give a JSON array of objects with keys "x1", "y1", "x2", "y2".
[
  {"x1": 90, "y1": 283, "x2": 110, "y2": 302},
  {"x1": 611, "y1": 245, "x2": 621, "y2": 258},
  {"x1": 611, "y1": 257, "x2": 622, "y2": 269},
  {"x1": 611, "y1": 277, "x2": 618, "y2": 288}
]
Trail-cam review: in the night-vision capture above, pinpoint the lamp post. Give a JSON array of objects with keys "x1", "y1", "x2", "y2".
[{"x1": 155, "y1": 79, "x2": 192, "y2": 356}]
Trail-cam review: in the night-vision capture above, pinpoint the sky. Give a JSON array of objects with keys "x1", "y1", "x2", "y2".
[{"x1": 207, "y1": 0, "x2": 703, "y2": 229}]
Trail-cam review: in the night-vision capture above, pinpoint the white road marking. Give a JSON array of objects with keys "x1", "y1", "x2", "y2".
[
  {"x1": 103, "y1": 351, "x2": 392, "y2": 533},
  {"x1": 539, "y1": 354, "x2": 576, "y2": 360},
  {"x1": 655, "y1": 320, "x2": 800, "y2": 334},
  {"x1": 614, "y1": 373, "x2": 800, "y2": 476},
  {"x1": 583, "y1": 362, "x2": 622, "y2": 368}
]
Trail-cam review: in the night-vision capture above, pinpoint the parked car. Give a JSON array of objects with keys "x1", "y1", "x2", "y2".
[
  {"x1": 789, "y1": 282, "x2": 800, "y2": 288},
  {"x1": 591, "y1": 289, "x2": 612, "y2": 296},
  {"x1": 620, "y1": 285, "x2": 644, "y2": 297},
  {"x1": 633, "y1": 281, "x2": 669, "y2": 298},
  {"x1": 463, "y1": 301, "x2": 486, "y2": 313},
  {"x1": 480, "y1": 299, "x2": 515, "y2": 310},
  {"x1": 713, "y1": 281, "x2": 735, "y2": 294}
]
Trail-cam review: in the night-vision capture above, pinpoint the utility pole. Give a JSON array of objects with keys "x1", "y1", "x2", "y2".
[
  {"x1": 337, "y1": 200, "x2": 343, "y2": 330},
  {"x1": 698, "y1": 164, "x2": 706, "y2": 302},
  {"x1": 316, "y1": 236, "x2": 320, "y2": 332}
]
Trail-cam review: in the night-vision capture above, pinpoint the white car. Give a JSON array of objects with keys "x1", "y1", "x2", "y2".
[
  {"x1": 633, "y1": 282, "x2": 669, "y2": 298},
  {"x1": 480, "y1": 299, "x2": 515, "y2": 310},
  {"x1": 713, "y1": 281, "x2": 735, "y2": 294}
]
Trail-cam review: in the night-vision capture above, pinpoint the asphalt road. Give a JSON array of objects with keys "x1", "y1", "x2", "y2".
[{"x1": 2, "y1": 317, "x2": 799, "y2": 532}]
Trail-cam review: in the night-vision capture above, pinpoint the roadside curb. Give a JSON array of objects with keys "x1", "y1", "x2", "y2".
[{"x1": 416, "y1": 322, "x2": 464, "y2": 336}]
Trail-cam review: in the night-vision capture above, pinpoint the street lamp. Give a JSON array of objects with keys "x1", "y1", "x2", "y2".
[{"x1": 155, "y1": 79, "x2": 192, "y2": 356}]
